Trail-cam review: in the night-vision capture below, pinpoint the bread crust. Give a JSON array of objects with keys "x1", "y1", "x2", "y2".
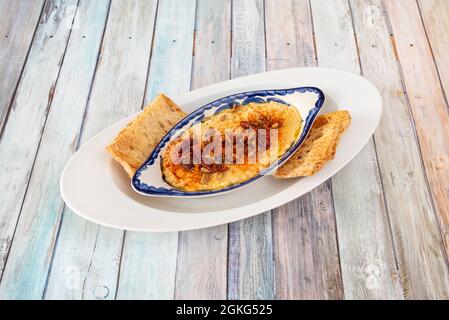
[
  {"x1": 106, "y1": 94, "x2": 187, "y2": 177},
  {"x1": 273, "y1": 110, "x2": 351, "y2": 178}
]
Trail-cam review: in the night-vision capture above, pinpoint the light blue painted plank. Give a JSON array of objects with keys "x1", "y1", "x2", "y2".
[
  {"x1": 228, "y1": 213, "x2": 274, "y2": 299},
  {"x1": 145, "y1": 0, "x2": 196, "y2": 100},
  {"x1": 44, "y1": 0, "x2": 158, "y2": 299},
  {"x1": 115, "y1": 0, "x2": 196, "y2": 299},
  {"x1": 116, "y1": 232, "x2": 178, "y2": 299},
  {"x1": 0, "y1": 1, "x2": 111, "y2": 299},
  {"x1": 227, "y1": 0, "x2": 275, "y2": 300},
  {"x1": 174, "y1": 0, "x2": 231, "y2": 300},
  {"x1": 0, "y1": 0, "x2": 79, "y2": 294},
  {"x1": 0, "y1": 0, "x2": 45, "y2": 130}
]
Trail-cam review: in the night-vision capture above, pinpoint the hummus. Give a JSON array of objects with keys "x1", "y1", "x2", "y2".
[{"x1": 161, "y1": 101, "x2": 302, "y2": 191}]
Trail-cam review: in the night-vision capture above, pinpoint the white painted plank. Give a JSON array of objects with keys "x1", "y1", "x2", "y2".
[
  {"x1": 350, "y1": 0, "x2": 449, "y2": 299},
  {"x1": 0, "y1": 0, "x2": 78, "y2": 286},
  {"x1": 0, "y1": 0, "x2": 45, "y2": 129},
  {"x1": 310, "y1": 0, "x2": 402, "y2": 299},
  {"x1": 385, "y1": 0, "x2": 449, "y2": 265},
  {"x1": 418, "y1": 0, "x2": 449, "y2": 111},
  {"x1": 115, "y1": 0, "x2": 196, "y2": 299},
  {"x1": 227, "y1": 0, "x2": 274, "y2": 300},
  {"x1": 45, "y1": 0, "x2": 158, "y2": 299},
  {"x1": 174, "y1": 0, "x2": 230, "y2": 300},
  {"x1": 0, "y1": 0, "x2": 110, "y2": 300},
  {"x1": 265, "y1": 0, "x2": 316, "y2": 70},
  {"x1": 265, "y1": 0, "x2": 344, "y2": 299}
]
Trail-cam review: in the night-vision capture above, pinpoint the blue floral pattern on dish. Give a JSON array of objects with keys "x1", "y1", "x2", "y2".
[{"x1": 132, "y1": 86, "x2": 325, "y2": 197}]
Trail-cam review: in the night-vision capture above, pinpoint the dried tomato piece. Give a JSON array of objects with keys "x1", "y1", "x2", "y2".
[
  {"x1": 180, "y1": 163, "x2": 194, "y2": 170},
  {"x1": 201, "y1": 163, "x2": 228, "y2": 173},
  {"x1": 240, "y1": 121, "x2": 250, "y2": 129}
]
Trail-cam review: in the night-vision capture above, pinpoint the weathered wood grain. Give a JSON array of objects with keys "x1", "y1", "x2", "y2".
[
  {"x1": 0, "y1": 0, "x2": 447, "y2": 300},
  {"x1": 265, "y1": 0, "x2": 315, "y2": 70},
  {"x1": 117, "y1": 232, "x2": 178, "y2": 300},
  {"x1": 265, "y1": 0, "x2": 344, "y2": 299},
  {"x1": 310, "y1": 0, "x2": 402, "y2": 299},
  {"x1": 0, "y1": 0, "x2": 45, "y2": 130},
  {"x1": 115, "y1": 0, "x2": 196, "y2": 299},
  {"x1": 230, "y1": 0, "x2": 266, "y2": 77},
  {"x1": 144, "y1": 0, "x2": 196, "y2": 101},
  {"x1": 228, "y1": 213, "x2": 274, "y2": 299},
  {"x1": 0, "y1": 0, "x2": 111, "y2": 300},
  {"x1": 44, "y1": 0, "x2": 157, "y2": 299},
  {"x1": 173, "y1": 0, "x2": 230, "y2": 300},
  {"x1": 385, "y1": 0, "x2": 449, "y2": 263},
  {"x1": 350, "y1": 0, "x2": 449, "y2": 299},
  {"x1": 418, "y1": 0, "x2": 449, "y2": 109},
  {"x1": 0, "y1": 0, "x2": 79, "y2": 290},
  {"x1": 227, "y1": 0, "x2": 274, "y2": 300}
]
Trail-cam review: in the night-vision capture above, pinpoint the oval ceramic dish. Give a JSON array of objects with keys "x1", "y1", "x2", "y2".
[{"x1": 132, "y1": 87, "x2": 325, "y2": 197}]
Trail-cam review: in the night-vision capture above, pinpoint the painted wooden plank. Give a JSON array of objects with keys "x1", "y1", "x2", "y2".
[
  {"x1": 115, "y1": 0, "x2": 196, "y2": 300},
  {"x1": 44, "y1": 0, "x2": 157, "y2": 299},
  {"x1": 228, "y1": 214, "x2": 273, "y2": 299},
  {"x1": 350, "y1": 0, "x2": 449, "y2": 299},
  {"x1": 230, "y1": 0, "x2": 266, "y2": 77},
  {"x1": 418, "y1": 0, "x2": 449, "y2": 109},
  {"x1": 227, "y1": 0, "x2": 274, "y2": 300},
  {"x1": 265, "y1": 0, "x2": 316, "y2": 70},
  {"x1": 265, "y1": 0, "x2": 344, "y2": 299},
  {"x1": 173, "y1": 0, "x2": 230, "y2": 300},
  {"x1": 0, "y1": 0, "x2": 111, "y2": 300},
  {"x1": 310, "y1": 0, "x2": 402, "y2": 299},
  {"x1": 385, "y1": 0, "x2": 449, "y2": 263},
  {"x1": 0, "y1": 0, "x2": 79, "y2": 287},
  {"x1": 144, "y1": 0, "x2": 196, "y2": 101},
  {"x1": 0, "y1": 0, "x2": 45, "y2": 130}
]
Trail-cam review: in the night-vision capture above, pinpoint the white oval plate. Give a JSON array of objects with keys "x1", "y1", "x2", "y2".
[{"x1": 60, "y1": 68, "x2": 382, "y2": 232}]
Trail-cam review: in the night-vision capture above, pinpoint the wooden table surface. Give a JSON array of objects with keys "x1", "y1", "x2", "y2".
[{"x1": 0, "y1": 0, "x2": 448, "y2": 300}]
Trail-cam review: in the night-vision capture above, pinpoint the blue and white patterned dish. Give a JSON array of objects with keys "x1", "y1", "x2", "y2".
[{"x1": 132, "y1": 86, "x2": 325, "y2": 197}]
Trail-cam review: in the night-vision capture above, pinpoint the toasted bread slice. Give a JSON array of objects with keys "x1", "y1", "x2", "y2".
[
  {"x1": 106, "y1": 94, "x2": 187, "y2": 177},
  {"x1": 273, "y1": 110, "x2": 351, "y2": 178}
]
